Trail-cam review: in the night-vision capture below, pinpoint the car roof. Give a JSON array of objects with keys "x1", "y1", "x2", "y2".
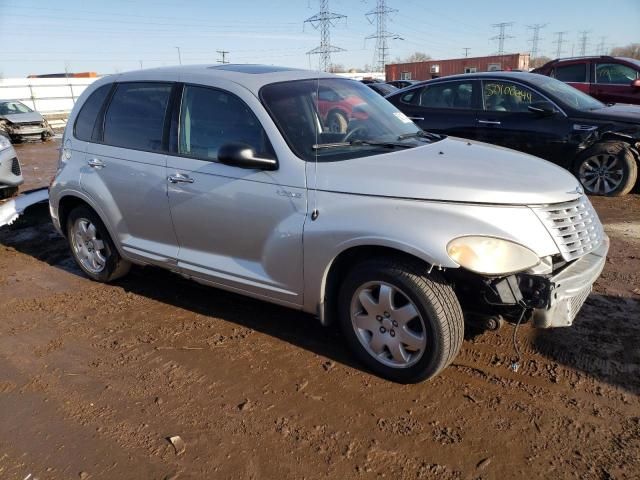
[
  {"x1": 109, "y1": 64, "x2": 337, "y2": 95},
  {"x1": 417, "y1": 71, "x2": 546, "y2": 84}
]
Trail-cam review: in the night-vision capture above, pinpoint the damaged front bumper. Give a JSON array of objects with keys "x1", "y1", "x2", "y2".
[{"x1": 533, "y1": 235, "x2": 609, "y2": 328}]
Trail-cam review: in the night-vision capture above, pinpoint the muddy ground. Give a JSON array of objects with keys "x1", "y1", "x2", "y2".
[{"x1": 0, "y1": 140, "x2": 638, "y2": 479}]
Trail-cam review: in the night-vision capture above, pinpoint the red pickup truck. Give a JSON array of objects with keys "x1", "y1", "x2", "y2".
[{"x1": 533, "y1": 56, "x2": 640, "y2": 105}]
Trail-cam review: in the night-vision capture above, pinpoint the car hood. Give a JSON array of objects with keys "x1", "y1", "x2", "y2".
[
  {"x1": 315, "y1": 137, "x2": 582, "y2": 205},
  {"x1": 0, "y1": 112, "x2": 44, "y2": 124},
  {"x1": 584, "y1": 103, "x2": 640, "y2": 123}
]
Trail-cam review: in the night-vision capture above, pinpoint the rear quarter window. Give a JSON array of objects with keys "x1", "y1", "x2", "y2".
[
  {"x1": 74, "y1": 84, "x2": 112, "y2": 141},
  {"x1": 103, "y1": 82, "x2": 172, "y2": 152}
]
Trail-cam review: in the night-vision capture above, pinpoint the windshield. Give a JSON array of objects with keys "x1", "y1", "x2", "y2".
[
  {"x1": 534, "y1": 75, "x2": 604, "y2": 110},
  {"x1": 260, "y1": 78, "x2": 438, "y2": 162},
  {"x1": 0, "y1": 101, "x2": 33, "y2": 115}
]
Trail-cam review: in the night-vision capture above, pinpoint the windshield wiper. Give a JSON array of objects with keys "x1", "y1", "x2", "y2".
[
  {"x1": 397, "y1": 130, "x2": 442, "y2": 141},
  {"x1": 312, "y1": 139, "x2": 415, "y2": 150}
]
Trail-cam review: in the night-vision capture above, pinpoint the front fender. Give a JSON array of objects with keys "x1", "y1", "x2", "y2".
[{"x1": 302, "y1": 191, "x2": 559, "y2": 315}]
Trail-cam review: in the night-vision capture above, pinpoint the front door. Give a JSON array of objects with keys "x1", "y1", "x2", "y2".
[
  {"x1": 80, "y1": 81, "x2": 179, "y2": 265},
  {"x1": 592, "y1": 62, "x2": 640, "y2": 105},
  {"x1": 166, "y1": 84, "x2": 306, "y2": 306},
  {"x1": 475, "y1": 79, "x2": 575, "y2": 166}
]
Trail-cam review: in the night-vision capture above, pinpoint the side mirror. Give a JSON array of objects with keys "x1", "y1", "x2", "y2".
[
  {"x1": 631, "y1": 79, "x2": 640, "y2": 89},
  {"x1": 218, "y1": 142, "x2": 277, "y2": 171},
  {"x1": 528, "y1": 101, "x2": 556, "y2": 116}
]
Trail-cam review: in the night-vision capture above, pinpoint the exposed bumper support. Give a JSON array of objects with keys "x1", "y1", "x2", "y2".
[{"x1": 533, "y1": 235, "x2": 609, "y2": 328}]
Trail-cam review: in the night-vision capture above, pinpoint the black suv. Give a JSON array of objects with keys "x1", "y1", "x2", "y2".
[{"x1": 386, "y1": 71, "x2": 640, "y2": 196}]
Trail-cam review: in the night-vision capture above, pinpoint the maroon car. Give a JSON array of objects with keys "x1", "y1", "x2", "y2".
[{"x1": 533, "y1": 56, "x2": 640, "y2": 105}]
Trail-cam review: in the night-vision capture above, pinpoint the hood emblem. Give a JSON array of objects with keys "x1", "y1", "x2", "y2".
[{"x1": 568, "y1": 185, "x2": 584, "y2": 195}]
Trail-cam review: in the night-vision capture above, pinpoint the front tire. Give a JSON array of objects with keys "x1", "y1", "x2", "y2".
[
  {"x1": 574, "y1": 142, "x2": 637, "y2": 196},
  {"x1": 66, "y1": 206, "x2": 130, "y2": 282},
  {"x1": 338, "y1": 258, "x2": 464, "y2": 383}
]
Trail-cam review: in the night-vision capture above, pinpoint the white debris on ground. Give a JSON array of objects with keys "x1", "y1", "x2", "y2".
[{"x1": 0, "y1": 188, "x2": 49, "y2": 227}]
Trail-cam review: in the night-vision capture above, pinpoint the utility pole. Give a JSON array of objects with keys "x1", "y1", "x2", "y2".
[
  {"x1": 304, "y1": 0, "x2": 347, "y2": 72},
  {"x1": 175, "y1": 46, "x2": 182, "y2": 65},
  {"x1": 217, "y1": 50, "x2": 230, "y2": 64},
  {"x1": 553, "y1": 31, "x2": 567, "y2": 58},
  {"x1": 365, "y1": 1, "x2": 402, "y2": 73},
  {"x1": 463, "y1": 47, "x2": 470, "y2": 57},
  {"x1": 490, "y1": 22, "x2": 514, "y2": 56},
  {"x1": 578, "y1": 31, "x2": 590, "y2": 56},
  {"x1": 527, "y1": 23, "x2": 546, "y2": 59},
  {"x1": 139, "y1": 60, "x2": 143, "y2": 69}
]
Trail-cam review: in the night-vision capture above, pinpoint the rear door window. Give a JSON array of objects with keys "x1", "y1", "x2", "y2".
[
  {"x1": 178, "y1": 85, "x2": 273, "y2": 161},
  {"x1": 418, "y1": 81, "x2": 475, "y2": 109},
  {"x1": 554, "y1": 63, "x2": 587, "y2": 82},
  {"x1": 74, "y1": 84, "x2": 112, "y2": 141},
  {"x1": 103, "y1": 82, "x2": 171, "y2": 151},
  {"x1": 595, "y1": 63, "x2": 639, "y2": 84}
]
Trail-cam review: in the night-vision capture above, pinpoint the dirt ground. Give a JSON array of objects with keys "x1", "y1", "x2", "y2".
[{"x1": 0, "y1": 140, "x2": 639, "y2": 479}]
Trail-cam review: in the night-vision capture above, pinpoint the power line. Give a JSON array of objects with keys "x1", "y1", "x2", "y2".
[
  {"x1": 217, "y1": 50, "x2": 229, "y2": 64},
  {"x1": 527, "y1": 23, "x2": 546, "y2": 59},
  {"x1": 303, "y1": 0, "x2": 347, "y2": 72},
  {"x1": 553, "y1": 31, "x2": 568, "y2": 58},
  {"x1": 578, "y1": 30, "x2": 590, "y2": 56},
  {"x1": 365, "y1": 1, "x2": 402, "y2": 73},
  {"x1": 490, "y1": 22, "x2": 514, "y2": 56}
]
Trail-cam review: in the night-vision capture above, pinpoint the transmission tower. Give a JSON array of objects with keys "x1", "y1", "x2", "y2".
[
  {"x1": 365, "y1": 1, "x2": 401, "y2": 73},
  {"x1": 463, "y1": 47, "x2": 471, "y2": 57},
  {"x1": 527, "y1": 24, "x2": 546, "y2": 59},
  {"x1": 304, "y1": 0, "x2": 347, "y2": 72},
  {"x1": 490, "y1": 22, "x2": 514, "y2": 56},
  {"x1": 596, "y1": 36, "x2": 607, "y2": 55},
  {"x1": 216, "y1": 50, "x2": 229, "y2": 64},
  {"x1": 553, "y1": 31, "x2": 568, "y2": 58},
  {"x1": 578, "y1": 30, "x2": 590, "y2": 56}
]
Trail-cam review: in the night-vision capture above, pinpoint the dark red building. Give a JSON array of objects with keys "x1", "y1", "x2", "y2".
[{"x1": 385, "y1": 53, "x2": 530, "y2": 81}]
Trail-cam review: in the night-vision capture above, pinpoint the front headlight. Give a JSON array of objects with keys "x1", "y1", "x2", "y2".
[
  {"x1": 447, "y1": 236, "x2": 540, "y2": 275},
  {"x1": 0, "y1": 134, "x2": 11, "y2": 151}
]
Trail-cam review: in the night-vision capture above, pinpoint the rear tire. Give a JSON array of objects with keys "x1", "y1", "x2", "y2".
[
  {"x1": 574, "y1": 142, "x2": 637, "y2": 196},
  {"x1": 0, "y1": 186, "x2": 18, "y2": 200},
  {"x1": 338, "y1": 258, "x2": 464, "y2": 383},
  {"x1": 66, "y1": 206, "x2": 130, "y2": 282},
  {"x1": 327, "y1": 111, "x2": 348, "y2": 133}
]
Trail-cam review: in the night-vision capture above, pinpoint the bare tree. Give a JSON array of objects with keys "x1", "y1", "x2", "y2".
[
  {"x1": 610, "y1": 43, "x2": 640, "y2": 60},
  {"x1": 530, "y1": 56, "x2": 552, "y2": 69},
  {"x1": 401, "y1": 52, "x2": 431, "y2": 63},
  {"x1": 329, "y1": 64, "x2": 346, "y2": 73}
]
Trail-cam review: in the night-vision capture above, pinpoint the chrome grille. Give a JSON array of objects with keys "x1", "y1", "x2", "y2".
[
  {"x1": 11, "y1": 157, "x2": 21, "y2": 176},
  {"x1": 569, "y1": 285, "x2": 592, "y2": 321},
  {"x1": 532, "y1": 196, "x2": 604, "y2": 262}
]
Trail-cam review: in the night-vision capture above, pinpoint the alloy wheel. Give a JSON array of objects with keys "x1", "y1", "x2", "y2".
[
  {"x1": 70, "y1": 217, "x2": 107, "y2": 274},
  {"x1": 350, "y1": 281, "x2": 427, "y2": 368},
  {"x1": 578, "y1": 153, "x2": 624, "y2": 195}
]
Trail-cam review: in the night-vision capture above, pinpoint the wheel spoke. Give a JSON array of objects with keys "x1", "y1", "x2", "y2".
[
  {"x1": 354, "y1": 313, "x2": 379, "y2": 332},
  {"x1": 93, "y1": 239, "x2": 105, "y2": 250},
  {"x1": 378, "y1": 284, "x2": 395, "y2": 312},
  {"x1": 358, "y1": 289, "x2": 379, "y2": 315},
  {"x1": 398, "y1": 327, "x2": 424, "y2": 351},
  {"x1": 393, "y1": 303, "x2": 418, "y2": 325},
  {"x1": 388, "y1": 342, "x2": 409, "y2": 363},
  {"x1": 369, "y1": 332, "x2": 386, "y2": 355},
  {"x1": 87, "y1": 223, "x2": 98, "y2": 239}
]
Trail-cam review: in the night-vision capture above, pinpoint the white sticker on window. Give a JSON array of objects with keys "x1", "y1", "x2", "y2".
[{"x1": 393, "y1": 112, "x2": 413, "y2": 124}]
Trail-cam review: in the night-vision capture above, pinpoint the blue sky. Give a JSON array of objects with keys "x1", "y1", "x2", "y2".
[{"x1": 0, "y1": 0, "x2": 638, "y2": 77}]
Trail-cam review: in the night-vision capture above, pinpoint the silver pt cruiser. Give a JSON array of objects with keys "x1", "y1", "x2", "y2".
[{"x1": 49, "y1": 65, "x2": 608, "y2": 383}]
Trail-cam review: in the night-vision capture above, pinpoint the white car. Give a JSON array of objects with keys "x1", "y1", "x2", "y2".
[{"x1": 50, "y1": 65, "x2": 608, "y2": 383}]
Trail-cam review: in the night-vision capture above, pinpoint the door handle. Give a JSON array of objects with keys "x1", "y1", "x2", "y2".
[
  {"x1": 87, "y1": 158, "x2": 105, "y2": 168},
  {"x1": 408, "y1": 116, "x2": 424, "y2": 121},
  {"x1": 477, "y1": 120, "x2": 501, "y2": 125},
  {"x1": 168, "y1": 173, "x2": 194, "y2": 184}
]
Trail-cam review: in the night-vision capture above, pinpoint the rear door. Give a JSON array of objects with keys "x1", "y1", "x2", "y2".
[
  {"x1": 165, "y1": 83, "x2": 306, "y2": 306},
  {"x1": 80, "y1": 82, "x2": 179, "y2": 265},
  {"x1": 592, "y1": 61, "x2": 640, "y2": 104},
  {"x1": 394, "y1": 79, "x2": 481, "y2": 139},
  {"x1": 475, "y1": 79, "x2": 574, "y2": 165}
]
